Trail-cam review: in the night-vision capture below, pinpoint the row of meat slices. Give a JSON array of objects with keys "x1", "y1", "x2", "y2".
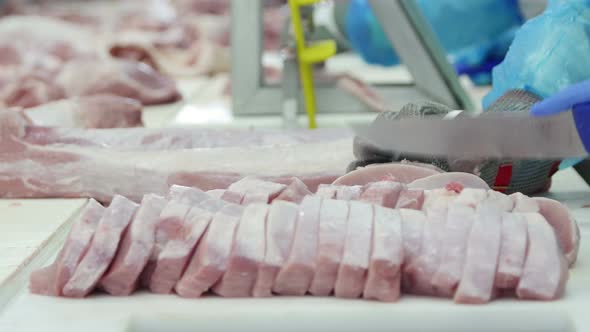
[{"x1": 29, "y1": 177, "x2": 578, "y2": 303}]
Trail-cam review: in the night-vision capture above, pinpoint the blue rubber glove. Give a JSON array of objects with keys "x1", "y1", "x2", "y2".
[
  {"x1": 530, "y1": 80, "x2": 590, "y2": 165},
  {"x1": 345, "y1": 0, "x2": 523, "y2": 85}
]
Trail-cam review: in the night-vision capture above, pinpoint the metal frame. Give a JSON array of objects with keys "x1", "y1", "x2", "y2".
[{"x1": 231, "y1": 0, "x2": 474, "y2": 116}]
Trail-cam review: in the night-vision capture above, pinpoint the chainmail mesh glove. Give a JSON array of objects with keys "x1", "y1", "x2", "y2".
[{"x1": 349, "y1": 90, "x2": 558, "y2": 195}]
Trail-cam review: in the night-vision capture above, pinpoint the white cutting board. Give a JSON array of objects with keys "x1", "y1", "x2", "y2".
[{"x1": 0, "y1": 171, "x2": 588, "y2": 332}]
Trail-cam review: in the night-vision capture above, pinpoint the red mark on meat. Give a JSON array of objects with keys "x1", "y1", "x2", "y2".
[{"x1": 445, "y1": 182, "x2": 464, "y2": 193}]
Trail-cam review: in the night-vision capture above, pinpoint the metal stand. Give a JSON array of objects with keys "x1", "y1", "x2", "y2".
[{"x1": 231, "y1": 0, "x2": 474, "y2": 117}]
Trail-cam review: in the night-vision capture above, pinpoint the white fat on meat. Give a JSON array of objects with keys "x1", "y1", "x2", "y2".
[
  {"x1": 174, "y1": 204, "x2": 243, "y2": 298},
  {"x1": 214, "y1": 203, "x2": 268, "y2": 297},
  {"x1": 455, "y1": 200, "x2": 503, "y2": 304},
  {"x1": 495, "y1": 212, "x2": 528, "y2": 289},
  {"x1": 335, "y1": 201, "x2": 373, "y2": 299},
  {"x1": 511, "y1": 192, "x2": 540, "y2": 213},
  {"x1": 29, "y1": 199, "x2": 104, "y2": 296},
  {"x1": 316, "y1": 184, "x2": 338, "y2": 199},
  {"x1": 360, "y1": 181, "x2": 403, "y2": 208},
  {"x1": 335, "y1": 185, "x2": 363, "y2": 201},
  {"x1": 333, "y1": 163, "x2": 441, "y2": 186},
  {"x1": 399, "y1": 209, "x2": 426, "y2": 264},
  {"x1": 309, "y1": 199, "x2": 350, "y2": 296},
  {"x1": 534, "y1": 197, "x2": 580, "y2": 267},
  {"x1": 62, "y1": 195, "x2": 138, "y2": 298},
  {"x1": 408, "y1": 173, "x2": 490, "y2": 191},
  {"x1": 363, "y1": 206, "x2": 403, "y2": 302},
  {"x1": 487, "y1": 190, "x2": 514, "y2": 212},
  {"x1": 253, "y1": 201, "x2": 298, "y2": 297},
  {"x1": 227, "y1": 177, "x2": 287, "y2": 204},
  {"x1": 100, "y1": 194, "x2": 167, "y2": 296},
  {"x1": 274, "y1": 196, "x2": 322, "y2": 296},
  {"x1": 517, "y1": 213, "x2": 569, "y2": 301}
]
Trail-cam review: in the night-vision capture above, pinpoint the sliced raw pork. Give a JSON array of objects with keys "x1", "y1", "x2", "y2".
[
  {"x1": 253, "y1": 201, "x2": 298, "y2": 297},
  {"x1": 62, "y1": 195, "x2": 138, "y2": 298},
  {"x1": 360, "y1": 181, "x2": 403, "y2": 208},
  {"x1": 274, "y1": 177, "x2": 312, "y2": 204},
  {"x1": 495, "y1": 212, "x2": 528, "y2": 289},
  {"x1": 274, "y1": 196, "x2": 322, "y2": 296}
]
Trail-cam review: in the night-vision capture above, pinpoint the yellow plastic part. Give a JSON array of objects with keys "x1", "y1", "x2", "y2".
[{"x1": 288, "y1": 0, "x2": 337, "y2": 129}]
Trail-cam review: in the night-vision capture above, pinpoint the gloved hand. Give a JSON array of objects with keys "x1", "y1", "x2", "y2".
[
  {"x1": 530, "y1": 79, "x2": 590, "y2": 167},
  {"x1": 345, "y1": 0, "x2": 523, "y2": 85}
]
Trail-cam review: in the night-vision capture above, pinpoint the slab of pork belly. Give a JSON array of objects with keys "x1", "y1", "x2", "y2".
[
  {"x1": 316, "y1": 184, "x2": 338, "y2": 199},
  {"x1": 213, "y1": 204, "x2": 269, "y2": 297},
  {"x1": 167, "y1": 185, "x2": 210, "y2": 204},
  {"x1": 253, "y1": 201, "x2": 299, "y2": 297},
  {"x1": 534, "y1": 197, "x2": 580, "y2": 267},
  {"x1": 62, "y1": 195, "x2": 138, "y2": 298},
  {"x1": 174, "y1": 204, "x2": 243, "y2": 298},
  {"x1": 227, "y1": 176, "x2": 287, "y2": 204},
  {"x1": 30, "y1": 199, "x2": 105, "y2": 296},
  {"x1": 309, "y1": 199, "x2": 350, "y2": 296},
  {"x1": 403, "y1": 189, "x2": 457, "y2": 296},
  {"x1": 335, "y1": 185, "x2": 363, "y2": 201},
  {"x1": 360, "y1": 181, "x2": 403, "y2": 208},
  {"x1": 455, "y1": 200, "x2": 503, "y2": 304},
  {"x1": 363, "y1": 206, "x2": 403, "y2": 302},
  {"x1": 274, "y1": 196, "x2": 321, "y2": 295},
  {"x1": 274, "y1": 177, "x2": 312, "y2": 204},
  {"x1": 395, "y1": 188, "x2": 425, "y2": 210},
  {"x1": 511, "y1": 192, "x2": 540, "y2": 212},
  {"x1": 221, "y1": 190, "x2": 244, "y2": 204},
  {"x1": 100, "y1": 194, "x2": 167, "y2": 295},
  {"x1": 149, "y1": 207, "x2": 214, "y2": 294},
  {"x1": 399, "y1": 209, "x2": 426, "y2": 263},
  {"x1": 517, "y1": 213, "x2": 568, "y2": 301},
  {"x1": 495, "y1": 213, "x2": 528, "y2": 289},
  {"x1": 335, "y1": 201, "x2": 373, "y2": 299}
]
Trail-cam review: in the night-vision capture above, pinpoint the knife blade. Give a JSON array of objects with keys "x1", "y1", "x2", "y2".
[{"x1": 353, "y1": 111, "x2": 587, "y2": 159}]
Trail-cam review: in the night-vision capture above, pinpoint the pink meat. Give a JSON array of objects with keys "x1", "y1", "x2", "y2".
[
  {"x1": 511, "y1": 192, "x2": 540, "y2": 212},
  {"x1": 0, "y1": 111, "x2": 350, "y2": 202},
  {"x1": 363, "y1": 206, "x2": 403, "y2": 302},
  {"x1": 408, "y1": 172, "x2": 490, "y2": 191},
  {"x1": 517, "y1": 213, "x2": 568, "y2": 301},
  {"x1": 253, "y1": 201, "x2": 299, "y2": 297},
  {"x1": 149, "y1": 206, "x2": 214, "y2": 294},
  {"x1": 316, "y1": 184, "x2": 338, "y2": 199},
  {"x1": 57, "y1": 58, "x2": 181, "y2": 106},
  {"x1": 274, "y1": 177, "x2": 312, "y2": 204},
  {"x1": 213, "y1": 204, "x2": 268, "y2": 297},
  {"x1": 399, "y1": 209, "x2": 426, "y2": 263},
  {"x1": 62, "y1": 195, "x2": 138, "y2": 298},
  {"x1": 495, "y1": 212, "x2": 528, "y2": 289},
  {"x1": 227, "y1": 176, "x2": 287, "y2": 204},
  {"x1": 309, "y1": 199, "x2": 349, "y2": 296},
  {"x1": 454, "y1": 200, "x2": 502, "y2": 304},
  {"x1": 333, "y1": 163, "x2": 441, "y2": 186},
  {"x1": 24, "y1": 95, "x2": 144, "y2": 129},
  {"x1": 534, "y1": 197, "x2": 580, "y2": 267},
  {"x1": 174, "y1": 204, "x2": 243, "y2": 298},
  {"x1": 360, "y1": 181, "x2": 403, "y2": 208},
  {"x1": 335, "y1": 201, "x2": 373, "y2": 299},
  {"x1": 274, "y1": 196, "x2": 321, "y2": 296},
  {"x1": 221, "y1": 190, "x2": 244, "y2": 204},
  {"x1": 100, "y1": 194, "x2": 167, "y2": 296},
  {"x1": 431, "y1": 202, "x2": 476, "y2": 297},
  {"x1": 395, "y1": 188, "x2": 425, "y2": 210},
  {"x1": 335, "y1": 185, "x2": 363, "y2": 201},
  {"x1": 29, "y1": 199, "x2": 104, "y2": 296}
]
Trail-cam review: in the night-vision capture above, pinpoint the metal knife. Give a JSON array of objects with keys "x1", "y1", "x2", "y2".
[{"x1": 353, "y1": 110, "x2": 589, "y2": 160}]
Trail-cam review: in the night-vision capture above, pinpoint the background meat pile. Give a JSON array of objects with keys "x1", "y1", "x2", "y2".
[
  {"x1": 0, "y1": 0, "x2": 287, "y2": 128},
  {"x1": 30, "y1": 170, "x2": 579, "y2": 303}
]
